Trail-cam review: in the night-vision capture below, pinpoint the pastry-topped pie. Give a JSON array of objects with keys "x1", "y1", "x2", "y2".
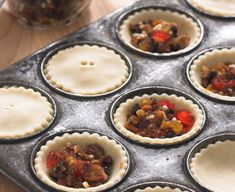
[
  {"x1": 44, "y1": 44, "x2": 129, "y2": 96},
  {"x1": 0, "y1": 86, "x2": 54, "y2": 139},
  {"x1": 190, "y1": 140, "x2": 235, "y2": 192},
  {"x1": 187, "y1": 0, "x2": 235, "y2": 17}
]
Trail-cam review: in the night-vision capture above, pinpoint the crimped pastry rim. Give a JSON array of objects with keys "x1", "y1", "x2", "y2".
[
  {"x1": 135, "y1": 185, "x2": 189, "y2": 192},
  {"x1": 113, "y1": 93, "x2": 204, "y2": 145},
  {"x1": 186, "y1": 0, "x2": 235, "y2": 17},
  {"x1": 190, "y1": 140, "x2": 235, "y2": 192},
  {"x1": 0, "y1": 86, "x2": 54, "y2": 139},
  {"x1": 189, "y1": 47, "x2": 235, "y2": 102},
  {"x1": 43, "y1": 44, "x2": 130, "y2": 96},
  {"x1": 118, "y1": 7, "x2": 203, "y2": 56},
  {"x1": 34, "y1": 132, "x2": 129, "y2": 192}
]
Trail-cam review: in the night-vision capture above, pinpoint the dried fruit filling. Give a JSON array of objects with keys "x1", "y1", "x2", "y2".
[
  {"x1": 129, "y1": 19, "x2": 190, "y2": 53},
  {"x1": 201, "y1": 62, "x2": 235, "y2": 96},
  {"x1": 124, "y1": 98, "x2": 195, "y2": 138},
  {"x1": 46, "y1": 143, "x2": 113, "y2": 188}
]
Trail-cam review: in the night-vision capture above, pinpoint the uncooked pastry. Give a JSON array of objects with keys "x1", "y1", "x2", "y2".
[
  {"x1": 119, "y1": 8, "x2": 202, "y2": 56},
  {"x1": 190, "y1": 140, "x2": 235, "y2": 192},
  {"x1": 34, "y1": 132, "x2": 129, "y2": 192},
  {"x1": 135, "y1": 186, "x2": 188, "y2": 192},
  {"x1": 44, "y1": 45, "x2": 129, "y2": 95},
  {"x1": 114, "y1": 93, "x2": 204, "y2": 145},
  {"x1": 187, "y1": 0, "x2": 235, "y2": 17},
  {"x1": 0, "y1": 86, "x2": 54, "y2": 138},
  {"x1": 189, "y1": 48, "x2": 235, "y2": 101}
]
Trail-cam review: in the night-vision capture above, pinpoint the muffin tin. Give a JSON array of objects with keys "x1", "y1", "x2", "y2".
[{"x1": 0, "y1": 0, "x2": 234, "y2": 191}]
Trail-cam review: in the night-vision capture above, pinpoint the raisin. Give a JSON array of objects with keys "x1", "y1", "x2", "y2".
[
  {"x1": 206, "y1": 71, "x2": 217, "y2": 81},
  {"x1": 165, "y1": 130, "x2": 176, "y2": 138}
]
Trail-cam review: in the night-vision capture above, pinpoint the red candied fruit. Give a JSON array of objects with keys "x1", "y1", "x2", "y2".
[
  {"x1": 159, "y1": 100, "x2": 176, "y2": 110},
  {"x1": 227, "y1": 79, "x2": 235, "y2": 88},
  {"x1": 46, "y1": 151, "x2": 60, "y2": 169},
  {"x1": 176, "y1": 110, "x2": 194, "y2": 128},
  {"x1": 151, "y1": 30, "x2": 170, "y2": 43},
  {"x1": 76, "y1": 160, "x2": 85, "y2": 177},
  {"x1": 212, "y1": 79, "x2": 227, "y2": 91}
]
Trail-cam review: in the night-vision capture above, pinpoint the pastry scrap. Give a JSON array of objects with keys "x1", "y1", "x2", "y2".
[
  {"x1": 0, "y1": 86, "x2": 54, "y2": 139},
  {"x1": 34, "y1": 132, "x2": 129, "y2": 192},
  {"x1": 46, "y1": 143, "x2": 113, "y2": 188},
  {"x1": 114, "y1": 93, "x2": 204, "y2": 145},
  {"x1": 190, "y1": 140, "x2": 235, "y2": 192},
  {"x1": 201, "y1": 62, "x2": 235, "y2": 96},
  {"x1": 129, "y1": 19, "x2": 190, "y2": 53},
  {"x1": 44, "y1": 45, "x2": 129, "y2": 96}
]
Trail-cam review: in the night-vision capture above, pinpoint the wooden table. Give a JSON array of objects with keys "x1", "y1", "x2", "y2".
[{"x1": 0, "y1": 0, "x2": 135, "y2": 191}]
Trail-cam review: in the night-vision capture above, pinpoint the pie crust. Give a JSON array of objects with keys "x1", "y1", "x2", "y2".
[
  {"x1": 113, "y1": 93, "x2": 204, "y2": 145},
  {"x1": 135, "y1": 186, "x2": 189, "y2": 192},
  {"x1": 190, "y1": 140, "x2": 235, "y2": 192},
  {"x1": 0, "y1": 86, "x2": 54, "y2": 139},
  {"x1": 44, "y1": 44, "x2": 129, "y2": 95},
  {"x1": 119, "y1": 8, "x2": 202, "y2": 56},
  {"x1": 34, "y1": 132, "x2": 129, "y2": 192},
  {"x1": 187, "y1": 0, "x2": 235, "y2": 17},
  {"x1": 189, "y1": 48, "x2": 235, "y2": 101}
]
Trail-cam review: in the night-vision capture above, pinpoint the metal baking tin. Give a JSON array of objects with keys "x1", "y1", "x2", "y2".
[
  {"x1": 40, "y1": 41, "x2": 133, "y2": 98},
  {"x1": 121, "y1": 181, "x2": 196, "y2": 192},
  {"x1": 115, "y1": 5, "x2": 204, "y2": 58},
  {"x1": 185, "y1": 133, "x2": 235, "y2": 192},
  {"x1": 0, "y1": 82, "x2": 58, "y2": 143},
  {"x1": 184, "y1": 46, "x2": 235, "y2": 104},
  {"x1": 30, "y1": 129, "x2": 131, "y2": 192},
  {"x1": 109, "y1": 86, "x2": 207, "y2": 147},
  {"x1": 184, "y1": 0, "x2": 235, "y2": 19},
  {"x1": 0, "y1": 0, "x2": 234, "y2": 191}
]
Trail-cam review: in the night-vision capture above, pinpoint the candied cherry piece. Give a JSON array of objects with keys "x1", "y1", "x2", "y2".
[
  {"x1": 76, "y1": 159, "x2": 85, "y2": 177},
  {"x1": 46, "y1": 151, "x2": 60, "y2": 169},
  {"x1": 182, "y1": 124, "x2": 192, "y2": 134},
  {"x1": 227, "y1": 79, "x2": 235, "y2": 88},
  {"x1": 176, "y1": 110, "x2": 194, "y2": 127},
  {"x1": 151, "y1": 30, "x2": 170, "y2": 43},
  {"x1": 212, "y1": 78, "x2": 227, "y2": 91},
  {"x1": 159, "y1": 100, "x2": 176, "y2": 110}
]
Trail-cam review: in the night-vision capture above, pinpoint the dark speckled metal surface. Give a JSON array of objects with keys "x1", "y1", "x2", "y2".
[{"x1": 0, "y1": 0, "x2": 234, "y2": 192}]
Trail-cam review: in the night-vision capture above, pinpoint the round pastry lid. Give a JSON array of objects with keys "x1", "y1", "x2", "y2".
[
  {"x1": 41, "y1": 41, "x2": 132, "y2": 98},
  {"x1": 186, "y1": 47, "x2": 235, "y2": 103},
  {"x1": 0, "y1": 83, "x2": 56, "y2": 141},
  {"x1": 186, "y1": 0, "x2": 235, "y2": 18},
  {"x1": 121, "y1": 181, "x2": 196, "y2": 192},
  {"x1": 31, "y1": 130, "x2": 130, "y2": 192},
  {"x1": 186, "y1": 133, "x2": 235, "y2": 192},
  {"x1": 116, "y1": 6, "x2": 204, "y2": 57},
  {"x1": 110, "y1": 86, "x2": 206, "y2": 146}
]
